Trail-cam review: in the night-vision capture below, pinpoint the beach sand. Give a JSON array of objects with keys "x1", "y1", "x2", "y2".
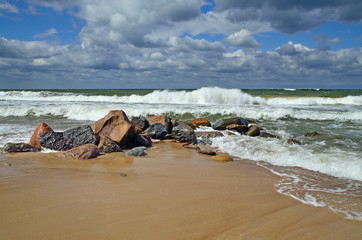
[{"x1": 0, "y1": 141, "x2": 361, "y2": 240}]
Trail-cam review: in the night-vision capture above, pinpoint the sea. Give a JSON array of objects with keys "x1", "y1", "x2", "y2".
[{"x1": 0, "y1": 87, "x2": 361, "y2": 220}]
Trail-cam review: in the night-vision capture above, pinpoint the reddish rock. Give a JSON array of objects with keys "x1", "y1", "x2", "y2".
[
  {"x1": 181, "y1": 142, "x2": 189, "y2": 147},
  {"x1": 287, "y1": 139, "x2": 301, "y2": 145},
  {"x1": 29, "y1": 123, "x2": 53, "y2": 149},
  {"x1": 135, "y1": 126, "x2": 144, "y2": 134},
  {"x1": 58, "y1": 144, "x2": 100, "y2": 160},
  {"x1": 147, "y1": 115, "x2": 173, "y2": 133},
  {"x1": 91, "y1": 110, "x2": 135, "y2": 147},
  {"x1": 190, "y1": 118, "x2": 211, "y2": 128}
]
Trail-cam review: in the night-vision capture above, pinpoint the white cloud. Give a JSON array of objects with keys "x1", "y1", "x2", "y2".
[
  {"x1": 222, "y1": 29, "x2": 263, "y2": 48},
  {"x1": 329, "y1": 37, "x2": 341, "y2": 44},
  {"x1": 34, "y1": 28, "x2": 58, "y2": 39},
  {"x1": 0, "y1": 2, "x2": 19, "y2": 13}
]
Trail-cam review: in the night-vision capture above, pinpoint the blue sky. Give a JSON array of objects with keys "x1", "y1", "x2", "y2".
[{"x1": 0, "y1": 0, "x2": 361, "y2": 89}]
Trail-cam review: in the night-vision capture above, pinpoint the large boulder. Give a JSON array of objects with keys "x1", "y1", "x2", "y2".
[
  {"x1": 131, "y1": 117, "x2": 149, "y2": 131},
  {"x1": 29, "y1": 123, "x2": 53, "y2": 149},
  {"x1": 58, "y1": 144, "x2": 100, "y2": 160},
  {"x1": 40, "y1": 125, "x2": 97, "y2": 151},
  {"x1": 213, "y1": 117, "x2": 249, "y2": 130},
  {"x1": 91, "y1": 110, "x2": 135, "y2": 147},
  {"x1": 2, "y1": 143, "x2": 40, "y2": 153},
  {"x1": 189, "y1": 118, "x2": 211, "y2": 128},
  {"x1": 145, "y1": 123, "x2": 168, "y2": 139},
  {"x1": 147, "y1": 115, "x2": 173, "y2": 133},
  {"x1": 98, "y1": 136, "x2": 122, "y2": 153},
  {"x1": 171, "y1": 124, "x2": 197, "y2": 144}
]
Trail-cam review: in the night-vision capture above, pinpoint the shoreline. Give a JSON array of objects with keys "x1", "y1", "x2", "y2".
[{"x1": 1, "y1": 141, "x2": 361, "y2": 239}]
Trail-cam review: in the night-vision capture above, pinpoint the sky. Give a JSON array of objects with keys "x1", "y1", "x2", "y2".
[{"x1": 0, "y1": 0, "x2": 361, "y2": 89}]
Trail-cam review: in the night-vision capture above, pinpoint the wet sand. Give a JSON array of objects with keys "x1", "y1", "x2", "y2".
[{"x1": 1, "y1": 141, "x2": 361, "y2": 240}]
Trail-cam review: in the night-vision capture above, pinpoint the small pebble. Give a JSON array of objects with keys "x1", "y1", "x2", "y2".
[
  {"x1": 119, "y1": 173, "x2": 127, "y2": 177},
  {"x1": 3, "y1": 162, "x2": 12, "y2": 167}
]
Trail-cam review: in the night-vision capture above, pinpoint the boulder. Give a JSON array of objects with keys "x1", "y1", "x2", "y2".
[
  {"x1": 197, "y1": 144, "x2": 217, "y2": 155},
  {"x1": 131, "y1": 117, "x2": 149, "y2": 131},
  {"x1": 145, "y1": 123, "x2": 168, "y2": 139},
  {"x1": 58, "y1": 144, "x2": 100, "y2": 160},
  {"x1": 171, "y1": 124, "x2": 197, "y2": 144},
  {"x1": 126, "y1": 146, "x2": 147, "y2": 156},
  {"x1": 190, "y1": 118, "x2": 211, "y2": 128},
  {"x1": 259, "y1": 132, "x2": 279, "y2": 139},
  {"x1": 213, "y1": 117, "x2": 249, "y2": 130},
  {"x1": 211, "y1": 155, "x2": 233, "y2": 162},
  {"x1": 226, "y1": 124, "x2": 249, "y2": 134},
  {"x1": 98, "y1": 136, "x2": 122, "y2": 153},
  {"x1": 135, "y1": 134, "x2": 152, "y2": 147},
  {"x1": 2, "y1": 143, "x2": 40, "y2": 153},
  {"x1": 91, "y1": 110, "x2": 135, "y2": 147},
  {"x1": 29, "y1": 122, "x2": 53, "y2": 149},
  {"x1": 245, "y1": 126, "x2": 260, "y2": 137},
  {"x1": 147, "y1": 115, "x2": 173, "y2": 133},
  {"x1": 140, "y1": 134, "x2": 152, "y2": 146},
  {"x1": 40, "y1": 125, "x2": 97, "y2": 151}
]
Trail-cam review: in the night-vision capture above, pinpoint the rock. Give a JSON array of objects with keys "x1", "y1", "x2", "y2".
[
  {"x1": 189, "y1": 118, "x2": 211, "y2": 128},
  {"x1": 145, "y1": 123, "x2": 168, "y2": 139},
  {"x1": 126, "y1": 146, "x2": 147, "y2": 156},
  {"x1": 259, "y1": 132, "x2": 279, "y2": 139},
  {"x1": 98, "y1": 136, "x2": 122, "y2": 153},
  {"x1": 140, "y1": 133, "x2": 152, "y2": 146},
  {"x1": 305, "y1": 131, "x2": 321, "y2": 137},
  {"x1": 40, "y1": 125, "x2": 97, "y2": 151},
  {"x1": 195, "y1": 131, "x2": 224, "y2": 138},
  {"x1": 171, "y1": 124, "x2": 197, "y2": 144},
  {"x1": 135, "y1": 134, "x2": 152, "y2": 147},
  {"x1": 245, "y1": 126, "x2": 260, "y2": 137},
  {"x1": 29, "y1": 122, "x2": 53, "y2": 149},
  {"x1": 198, "y1": 144, "x2": 217, "y2": 155},
  {"x1": 171, "y1": 119, "x2": 179, "y2": 127},
  {"x1": 134, "y1": 126, "x2": 144, "y2": 134},
  {"x1": 287, "y1": 139, "x2": 301, "y2": 145},
  {"x1": 147, "y1": 115, "x2": 173, "y2": 133},
  {"x1": 226, "y1": 124, "x2": 249, "y2": 134},
  {"x1": 183, "y1": 144, "x2": 200, "y2": 150},
  {"x1": 131, "y1": 117, "x2": 149, "y2": 131},
  {"x1": 58, "y1": 144, "x2": 100, "y2": 160},
  {"x1": 2, "y1": 143, "x2": 40, "y2": 153},
  {"x1": 213, "y1": 117, "x2": 249, "y2": 130},
  {"x1": 179, "y1": 122, "x2": 196, "y2": 130},
  {"x1": 211, "y1": 155, "x2": 233, "y2": 162},
  {"x1": 3, "y1": 162, "x2": 12, "y2": 167},
  {"x1": 91, "y1": 110, "x2": 135, "y2": 147}
]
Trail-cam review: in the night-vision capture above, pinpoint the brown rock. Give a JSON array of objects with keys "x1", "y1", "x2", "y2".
[
  {"x1": 29, "y1": 123, "x2": 53, "y2": 149},
  {"x1": 226, "y1": 124, "x2": 249, "y2": 133},
  {"x1": 245, "y1": 126, "x2": 260, "y2": 137},
  {"x1": 58, "y1": 144, "x2": 100, "y2": 160},
  {"x1": 211, "y1": 155, "x2": 233, "y2": 162},
  {"x1": 305, "y1": 131, "x2": 321, "y2": 137},
  {"x1": 91, "y1": 110, "x2": 135, "y2": 147},
  {"x1": 147, "y1": 115, "x2": 173, "y2": 133},
  {"x1": 190, "y1": 118, "x2": 211, "y2": 128},
  {"x1": 198, "y1": 144, "x2": 217, "y2": 155},
  {"x1": 135, "y1": 126, "x2": 144, "y2": 134},
  {"x1": 195, "y1": 131, "x2": 224, "y2": 138}
]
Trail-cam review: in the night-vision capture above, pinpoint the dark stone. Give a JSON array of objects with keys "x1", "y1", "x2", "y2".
[
  {"x1": 2, "y1": 142, "x2": 40, "y2": 153},
  {"x1": 119, "y1": 173, "x2": 127, "y2": 177},
  {"x1": 171, "y1": 125, "x2": 197, "y2": 144},
  {"x1": 259, "y1": 132, "x2": 280, "y2": 139},
  {"x1": 126, "y1": 146, "x2": 147, "y2": 156},
  {"x1": 40, "y1": 125, "x2": 97, "y2": 151},
  {"x1": 131, "y1": 117, "x2": 149, "y2": 131},
  {"x1": 195, "y1": 131, "x2": 224, "y2": 138},
  {"x1": 145, "y1": 123, "x2": 168, "y2": 139},
  {"x1": 99, "y1": 137, "x2": 122, "y2": 153},
  {"x1": 213, "y1": 117, "x2": 249, "y2": 130},
  {"x1": 135, "y1": 134, "x2": 151, "y2": 147},
  {"x1": 245, "y1": 126, "x2": 260, "y2": 137},
  {"x1": 288, "y1": 139, "x2": 301, "y2": 145}
]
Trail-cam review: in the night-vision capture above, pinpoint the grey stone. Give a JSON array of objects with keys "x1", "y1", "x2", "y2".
[
  {"x1": 145, "y1": 123, "x2": 168, "y2": 139},
  {"x1": 213, "y1": 117, "x2": 249, "y2": 130},
  {"x1": 171, "y1": 125, "x2": 197, "y2": 144},
  {"x1": 2, "y1": 143, "x2": 40, "y2": 153},
  {"x1": 126, "y1": 146, "x2": 147, "y2": 156}
]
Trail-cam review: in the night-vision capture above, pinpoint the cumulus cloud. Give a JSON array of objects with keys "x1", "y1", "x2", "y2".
[{"x1": 222, "y1": 29, "x2": 263, "y2": 48}]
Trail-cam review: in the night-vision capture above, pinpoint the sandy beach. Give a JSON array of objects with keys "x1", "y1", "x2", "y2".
[{"x1": 1, "y1": 141, "x2": 361, "y2": 240}]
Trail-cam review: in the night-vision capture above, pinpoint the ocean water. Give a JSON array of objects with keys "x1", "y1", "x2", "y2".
[{"x1": 0, "y1": 87, "x2": 361, "y2": 220}]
